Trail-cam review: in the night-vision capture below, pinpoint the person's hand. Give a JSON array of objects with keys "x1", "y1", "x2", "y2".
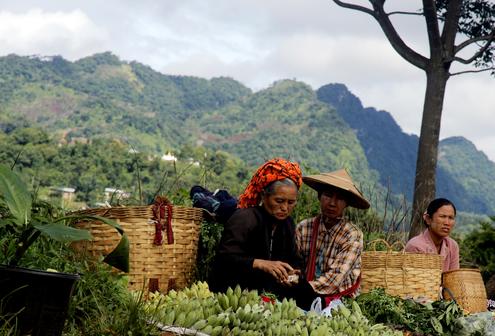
[
  {"x1": 253, "y1": 259, "x2": 294, "y2": 283},
  {"x1": 286, "y1": 269, "x2": 301, "y2": 285},
  {"x1": 282, "y1": 269, "x2": 302, "y2": 287}
]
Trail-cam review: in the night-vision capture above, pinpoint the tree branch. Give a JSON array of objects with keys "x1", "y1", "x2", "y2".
[
  {"x1": 453, "y1": 33, "x2": 495, "y2": 65},
  {"x1": 454, "y1": 51, "x2": 490, "y2": 65},
  {"x1": 369, "y1": 1, "x2": 429, "y2": 69},
  {"x1": 388, "y1": 11, "x2": 423, "y2": 17},
  {"x1": 440, "y1": 0, "x2": 462, "y2": 54},
  {"x1": 332, "y1": 0, "x2": 375, "y2": 16},
  {"x1": 332, "y1": 0, "x2": 429, "y2": 69},
  {"x1": 422, "y1": 0, "x2": 443, "y2": 61},
  {"x1": 450, "y1": 67, "x2": 495, "y2": 76},
  {"x1": 455, "y1": 33, "x2": 495, "y2": 53}
]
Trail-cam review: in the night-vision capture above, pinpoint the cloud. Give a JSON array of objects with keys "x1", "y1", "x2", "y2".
[
  {"x1": 263, "y1": 34, "x2": 416, "y2": 83},
  {"x1": 0, "y1": 8, "x2": 108, "y2": 59},
  {"x1": 441, "y1": 75, "x2": 495, "y2": 159}
]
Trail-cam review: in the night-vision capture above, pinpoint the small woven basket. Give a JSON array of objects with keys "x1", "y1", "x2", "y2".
[
  {"x1": 72, "y1": 204, "x2": 202, "y2": 292},
  {"x1": 442, "y1": 268, "x2": 487, "y2": 313},
  {"x1": 361, "y1": 239, "x2": 443, "y2": 300}
]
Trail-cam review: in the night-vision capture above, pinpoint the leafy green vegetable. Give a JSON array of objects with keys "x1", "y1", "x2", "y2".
[
  {"x1": 0, "y1": 164, "x2": 31, "y2": 225},
  {"x1": 354, "y1": 288, "x2": 463, "y2": 335}
]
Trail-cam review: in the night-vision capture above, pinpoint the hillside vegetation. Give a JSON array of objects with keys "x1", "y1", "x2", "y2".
[
  {"x1": 317, "y1": 83, "x2": 495, "y2": 215},
  {"x1": 0, "y1": 52, "x2": 494, "y2": 219}
]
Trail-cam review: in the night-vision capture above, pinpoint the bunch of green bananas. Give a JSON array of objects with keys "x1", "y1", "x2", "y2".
[
  {"x1": 216, "y1": 285, "x2": 261, "y2": 311},
  {"x1": 313, "y1": 301, "x2": 402, "y2": 336},
  {"x1": 144, "y1": 282, "x2": 402, "y2": 336}
]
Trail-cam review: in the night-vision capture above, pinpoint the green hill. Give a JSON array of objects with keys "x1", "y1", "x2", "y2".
[
  {"x1": 317, "y1": 83, "x2": 495, "y2": 215},
  {"x1": 1, "y1": 52, "x2": 494, "y2": 218},
  {"x1": 438, "y1": 137, "x2": 495, "y2": 214},
  {"x1": 0, "y1": 54, "x2": 378, "y2": 185},
  {"x1": 195, "y1": 80, "x2": 376, "y2": 181},
  {"x1": 0, "y1": 52, "x2": 251, "y2": 154}
]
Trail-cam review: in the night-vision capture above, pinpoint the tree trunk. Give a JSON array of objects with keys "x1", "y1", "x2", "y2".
[{"x1": 409, "y1": 67, "x2": 449, "y2": 239}]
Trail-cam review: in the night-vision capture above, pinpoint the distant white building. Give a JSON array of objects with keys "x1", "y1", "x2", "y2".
[
  {"x1": 49, "y1": 187, "x2": 76, "y2": 205},
  {"x1": 104, "y1": 188, "x2": 130, "y2": 202},
  {"x1": 161, "y1": 152, "x2": 177, "y2": 162},
  {"x1": 186, "y1": 158, "x2": 201, "y2": 167},
  {"x1": 28, "y1": 55, "x2": 54, "y2": 62}
]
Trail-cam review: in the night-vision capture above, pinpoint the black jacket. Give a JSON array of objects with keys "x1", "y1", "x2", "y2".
[{"x1": 210, "y1": 206, "x2": 301, "y2": 293}]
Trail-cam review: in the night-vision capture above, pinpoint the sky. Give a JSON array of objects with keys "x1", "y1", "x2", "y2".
[{"x1": 0, "y1": 0, "x2": 494, "y2": 160}]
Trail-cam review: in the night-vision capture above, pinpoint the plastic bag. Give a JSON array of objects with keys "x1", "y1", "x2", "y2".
[
  {"x1": 310, "y1": 297, "x2": 323, "y2": 314},
  {"x1": 309, "y1": 297, "x2": 344, "y2": 317}
]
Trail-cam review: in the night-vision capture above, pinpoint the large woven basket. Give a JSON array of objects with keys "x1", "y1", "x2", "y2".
[
  {"x1": 73, "y1": 205, "x2": 203, "y2": 292},
  {"x1": 442, "y1": 268, "x2": 487, "y2": 313},
  {"x1": 361, "y1": 239, "x2": 443, "y2": 300}
]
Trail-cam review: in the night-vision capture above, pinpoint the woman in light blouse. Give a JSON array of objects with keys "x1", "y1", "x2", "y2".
[{"x1": 405, "y1": 198, "x2": 460, "y2": 272}]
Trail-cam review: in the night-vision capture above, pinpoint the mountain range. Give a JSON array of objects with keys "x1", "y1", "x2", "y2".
[
  {"x1": 317, "y1": 84, "x2": 495, "y2": 215},
  {"x1": 0, "y1": 52, "x2": 494, "y2": 217}
]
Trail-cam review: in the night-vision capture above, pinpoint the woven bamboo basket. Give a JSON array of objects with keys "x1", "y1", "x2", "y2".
[
  {"x1": 72, "y1": 205, "x2": 203, "y2": 292},
  {"x1": 442, "y1": 268, "x2": 487, "y2": 313},
  {"x1": 361, "y1": 239, "x2": 443, "y2": 300}
]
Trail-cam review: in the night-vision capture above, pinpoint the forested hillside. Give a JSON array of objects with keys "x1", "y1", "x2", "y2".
[
  {"x1": 0, "y1": 52, "x2": 494, "y2": 217},
  {"x1": 438, "y1": 137, "x2": 495, "y2": 214},
  {"x1": 196, "y1": 80, "x2": 375, "y2": 180},
  {"x1": 317, "y1": 83, "x2": 495, "y2": 215},
  {"x1": 0, "y1": 53, "x2": 378, "y2": 191},
  {"x1": 0, "y1": 124, "x2": 250, "y2": 206},
  {"x1": 0, "y1": 52, "x2": 251, "y2": 154}
]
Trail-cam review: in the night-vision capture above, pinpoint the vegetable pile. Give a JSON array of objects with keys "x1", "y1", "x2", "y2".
[
  {"x1": 144, "y1": 282, "x2": 401, "y2": 336},
  {"x1": 354, "y1": 288, "x2": 464, "y2": 335}
]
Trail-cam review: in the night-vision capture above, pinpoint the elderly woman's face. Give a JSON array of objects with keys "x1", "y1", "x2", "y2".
[{"x1": 262, "y1": 184, "x2": 298, "y2": 220}]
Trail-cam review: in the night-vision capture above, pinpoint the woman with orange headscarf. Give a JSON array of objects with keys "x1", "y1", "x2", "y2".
[{"x1": 210, "y1": 158, "x2": 304, "y2": 295}]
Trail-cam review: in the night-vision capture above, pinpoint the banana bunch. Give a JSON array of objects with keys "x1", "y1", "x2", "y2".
[
  {"x1": 268, "y1": 297, "x2": 303, "y2": 320},
  {"x1": 180, "y1": 281, "x2": 213, "y2": 299},
  {"x1": 265, "y1": 318, "x2": 312, "y2": 336},
  {"x1": 159, "y1": 280, "x2": 213, "y2": 301},
  {"x1": 191, "y1": 302, "x2": 269, "y2": 334},
  {"x1": 315, "y1": 300, "x2": 402, "y2": 336},
  {"x1": 169, "y1": 286, "x2": 274, "y2": 334},
  {"x1": 144, "y1": 282, "x2": 402, "y2": 335},
  {"x1": 145, "y1": 283, "x2": 221, "y2": 328},
  {"x1": 215, "y1": 285, "x2": 262, "y2": 311}
]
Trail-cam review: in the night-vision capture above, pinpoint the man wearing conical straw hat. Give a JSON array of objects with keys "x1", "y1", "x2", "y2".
[{"x1": 296, "y1": 168, "x2": 370, "y2": 309}]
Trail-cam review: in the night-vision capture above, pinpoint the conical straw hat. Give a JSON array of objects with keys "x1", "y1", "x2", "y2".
[{"x1": 303, "y1": 169, "x2": 370, "y2": 209}]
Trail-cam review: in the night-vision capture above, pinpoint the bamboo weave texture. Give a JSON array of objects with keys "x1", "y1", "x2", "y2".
[{"x1": 74, "y1": 205, "x2": 202, "y2": 292}]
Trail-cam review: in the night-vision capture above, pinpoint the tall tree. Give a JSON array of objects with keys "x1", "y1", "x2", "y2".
[{"x1": 332, "y1": 0, "x2": 494, "y2": 238}]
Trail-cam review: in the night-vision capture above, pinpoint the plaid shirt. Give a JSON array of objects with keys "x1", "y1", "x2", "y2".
[{"x1": 296, "y1": 215, "x2": 363, "y2": 296}]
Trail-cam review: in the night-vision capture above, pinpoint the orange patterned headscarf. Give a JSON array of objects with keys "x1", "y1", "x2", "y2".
[{"x1": 237, "y1": 158, "x2": 303, "y2": 208}]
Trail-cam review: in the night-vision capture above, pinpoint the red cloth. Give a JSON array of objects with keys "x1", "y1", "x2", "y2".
[
  {"x1": 152, "y1": 196, "x2": 173, "y2": 245},
  {"x1": 305, "y1": 216, "x2": 321, "y2": 282},
  {"x1": 323, "y1": 277, "x2": 361, "y2": 306},
  {"x1": 237, "y1": 158, "x2": 302, "y2": 208}
]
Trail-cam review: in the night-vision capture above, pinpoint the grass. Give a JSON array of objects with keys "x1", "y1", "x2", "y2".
[{"x1": 62, "y1": 256, "x2": 162, "y2": 335}]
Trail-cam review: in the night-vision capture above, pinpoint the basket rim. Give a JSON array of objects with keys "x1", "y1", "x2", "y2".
[
  {"x1": 442, "y1": 267, "x2": 480, "y2": 276},
  {"x1": 72, "y1": 204, "x2": 201, "y2": 211},
  {"x1": 71, "y1": 204, "x2": 203, "y2": 218}
]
